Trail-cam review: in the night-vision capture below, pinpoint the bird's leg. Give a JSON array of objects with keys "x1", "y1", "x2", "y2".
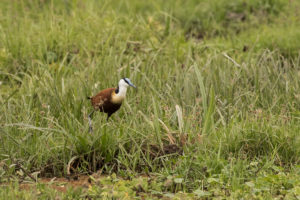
[
  {"x1": 88, "y1": 110, "x2": 95, "y2": 133},
  {"x1": 106, "y1": 113, "x2": 112, "y2": 121}
]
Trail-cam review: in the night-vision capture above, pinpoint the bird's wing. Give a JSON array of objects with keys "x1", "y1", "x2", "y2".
[{"x1": 91, "y1": 88, "x2": 115, "y2": 109}]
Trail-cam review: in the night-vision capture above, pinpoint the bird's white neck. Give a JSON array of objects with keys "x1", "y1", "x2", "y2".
[
  {"x1": 111, "y1": 85, "x2": 127, "y2": 104},
  {"x1": 117, "y1": 85, "x2": 127, "y2": 98}
]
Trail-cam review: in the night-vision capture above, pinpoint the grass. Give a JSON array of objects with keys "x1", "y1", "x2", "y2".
[{"x1": 0, "y1": 0, "x2": 300, "y2": 199}]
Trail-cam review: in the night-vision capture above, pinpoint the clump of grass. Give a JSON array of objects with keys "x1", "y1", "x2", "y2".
[
  {"x1": 170, "y1": 0, "x2": 288, "y2": 39},
  {"x1": 0, "y1": 0, "x2": 300, "y2": 198}
]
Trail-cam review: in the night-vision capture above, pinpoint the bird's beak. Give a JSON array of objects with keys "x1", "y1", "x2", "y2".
[
  {"x1": 129, "y1": 83, "x2": 137, "y2": 89},
  {"x1": 127, "y1": 80, "x2": 137, "y2": 89}
]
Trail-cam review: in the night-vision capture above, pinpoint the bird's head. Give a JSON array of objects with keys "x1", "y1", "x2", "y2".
[{"x1": 119, "y1": 78, "x2": 137, "y2": 89}]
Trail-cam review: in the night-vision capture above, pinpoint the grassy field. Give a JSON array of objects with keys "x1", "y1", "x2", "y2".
[{"x1": 0, "y1": 0, "x2": 300, "y2": 199}]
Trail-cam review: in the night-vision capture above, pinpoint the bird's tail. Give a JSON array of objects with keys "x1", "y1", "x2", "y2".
[{"x1": 87, "y1": 96, "x2": 91, "y2": 100}]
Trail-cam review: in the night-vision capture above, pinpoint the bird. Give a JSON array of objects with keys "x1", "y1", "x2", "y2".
[{"x1": 87, "y1": 78, "x2": 136, "y2": 132}]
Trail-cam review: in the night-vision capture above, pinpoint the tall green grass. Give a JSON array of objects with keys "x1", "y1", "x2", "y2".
[{"x1": 0, "y1": 0, "x2": 299, "y2": 197}]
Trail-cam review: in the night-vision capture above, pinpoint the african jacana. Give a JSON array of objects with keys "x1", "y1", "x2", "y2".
[{"x1": 87, "y1": 78, "x2": 136, "y2": 132}]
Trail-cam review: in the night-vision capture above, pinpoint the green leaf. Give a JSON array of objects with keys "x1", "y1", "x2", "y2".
[
  {"x1": 207, "y1": 177, "x2": 220, "y2": 184},
  {"x1": 174, "y1": 178, "x2": 184, "y2": 184},
  {"x1": 193, "y1": 189, "x2": 211, "y2": 197},
  {"x1": 245, "y1": 181, "x2": 255, "y2": 188}
]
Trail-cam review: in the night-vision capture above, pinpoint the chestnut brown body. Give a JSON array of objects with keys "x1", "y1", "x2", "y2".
[{"x1": 89, "y1": 88, "x2": 121, "y2": 119}]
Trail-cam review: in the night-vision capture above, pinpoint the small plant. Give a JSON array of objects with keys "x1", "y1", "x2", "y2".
[{"x1": 0, "y1": 0, "x2": 299, "y2": 199}]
